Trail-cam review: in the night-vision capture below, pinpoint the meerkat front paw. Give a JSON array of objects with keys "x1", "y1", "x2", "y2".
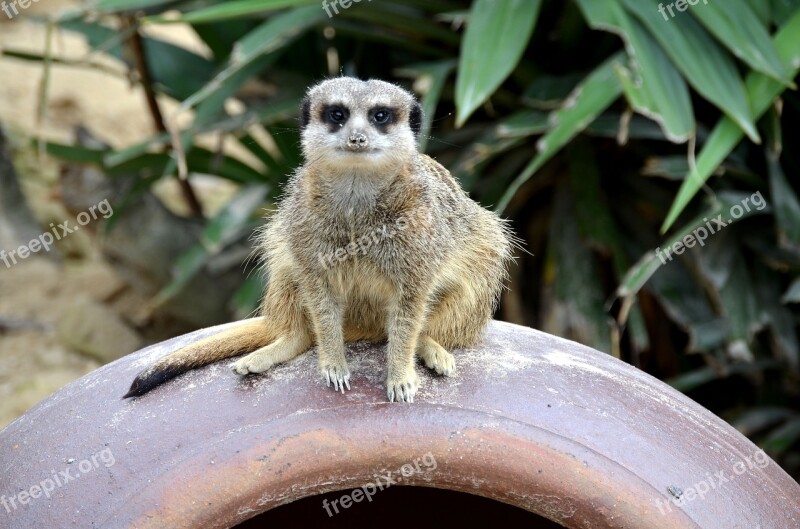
[
  {"x1": 321, "y1": 362, "x2": 351, "y2": 393},
  {"x1": 386, "y1": 369, "x2": 420, "y2": 403},
  {"x1": 416, "y1": 336, "x2": 455, "y2": 377}
]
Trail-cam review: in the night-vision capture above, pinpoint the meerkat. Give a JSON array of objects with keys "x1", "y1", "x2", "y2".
[{"x1": 124, "y1": 77, "x2": 515, "y2": 403}]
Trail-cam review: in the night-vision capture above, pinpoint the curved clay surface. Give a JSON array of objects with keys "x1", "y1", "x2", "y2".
[{"x1": 0, "y1": 320, "x2": 798, "y2": 528}]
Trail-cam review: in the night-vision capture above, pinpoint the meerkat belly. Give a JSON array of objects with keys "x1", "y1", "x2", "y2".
[{"x1": 329, "y1": 261, "x2": 395, "y2": 341}]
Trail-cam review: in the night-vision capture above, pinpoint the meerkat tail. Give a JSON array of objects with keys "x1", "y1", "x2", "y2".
[{"x1": 123, "y1": 318, "x2": 276, "y2": 398}]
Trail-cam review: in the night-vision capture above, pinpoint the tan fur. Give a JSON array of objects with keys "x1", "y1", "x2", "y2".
[{"x1": 125, "y1": 77, "x2": 515, "y2": 402}]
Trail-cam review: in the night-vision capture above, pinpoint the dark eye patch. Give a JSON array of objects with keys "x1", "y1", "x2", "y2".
[
  {"x1": 409, "y1": 101, "x2": 422, "y2": 136},
  {"x1": 369, "y1": 107, "x2": 397, "y2": 133},
  {"x1": 300, "y1": 98, "x2": 311, "y2": 129},
  {"x1": 320, "y1": 104, "x2": 349, "y2": 131}
]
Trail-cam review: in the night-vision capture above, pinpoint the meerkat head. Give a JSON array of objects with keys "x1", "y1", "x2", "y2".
[{"x1": 299, "y1": 77, "x2": 422, "y2": 175}]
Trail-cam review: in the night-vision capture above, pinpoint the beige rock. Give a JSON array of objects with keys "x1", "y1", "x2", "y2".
[
  {"x1": 0, "y1": 367, "x2": 91, "y2": 429},
  {"x1": 65, "y1": 260, "x2": 126, "y2": 302},
  {"x1": 57, "y1": 296, "x2": 143, "y2": 363}
]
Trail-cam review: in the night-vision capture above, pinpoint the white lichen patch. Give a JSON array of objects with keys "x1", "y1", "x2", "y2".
[{"x1": 541, "y1": 350, "x2": 608, "y2": 376}]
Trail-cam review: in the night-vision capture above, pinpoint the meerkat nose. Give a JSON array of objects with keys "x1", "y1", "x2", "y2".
[{"x1": 346, "y1": 131, "x2": 369, "y2": 151}]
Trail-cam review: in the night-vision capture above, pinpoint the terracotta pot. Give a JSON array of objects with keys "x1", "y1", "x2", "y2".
[{"x1": 1, "y1": 320, "x2": 797, "y2": 528}]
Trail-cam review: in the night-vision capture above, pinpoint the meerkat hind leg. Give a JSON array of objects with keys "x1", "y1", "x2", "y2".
[
  {"x1": 231, "y1": 336, "x2": 309, "y2": 375},
  {"x1": 416, "y1": 335, "x2": 455, "y2": 376}
]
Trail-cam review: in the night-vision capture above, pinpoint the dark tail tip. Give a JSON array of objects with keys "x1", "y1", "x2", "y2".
[
  {"x1": 122, "y1": 388, "x2": 140, "y2": 399},
  {"x1": 122, "y1": 372, "x2": 154, "y2": 399},
  {"x1": 122, "y1": 365, "x2": 183, "y2": 399}
]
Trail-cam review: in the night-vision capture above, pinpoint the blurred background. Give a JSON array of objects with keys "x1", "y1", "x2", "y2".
[{"x1": 0, "y1": 0, "x2": 798, "y2": 480}]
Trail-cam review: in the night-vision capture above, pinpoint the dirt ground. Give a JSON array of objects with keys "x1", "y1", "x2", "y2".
[{"x1": 0, "y1": 1, "x2": 239, "y2": 428}]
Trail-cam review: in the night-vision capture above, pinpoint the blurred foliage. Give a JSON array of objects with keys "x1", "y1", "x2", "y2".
[{"x1": 5, "y1": 0, "x2": 800, "y2": 475}]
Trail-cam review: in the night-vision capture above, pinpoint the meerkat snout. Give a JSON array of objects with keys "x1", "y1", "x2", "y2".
[{"x1": 346, "y1": 131, "x2": 369, "y2": 151}]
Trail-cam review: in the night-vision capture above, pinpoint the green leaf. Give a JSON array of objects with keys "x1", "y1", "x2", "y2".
[
  {"x1": 88, "y1": 0, "x2": 177, "y2": 13},
  {"x1": 395, "y1": 60, "x2": 457, "y2": 152},
  {"x1": 452, "y1": 110, "x2": 548, "y2": 191},
  {"x1": 0, "y1": 48, "x2": 125, "y2": 78},
  {"x1": 522, "y1": 73, "x2": 583, "y2": 110},
  {"x1": 586, "y1": 112, "x2": 672, "y2": 141},
  {"x1": 328, "y1": 19, "x2": 450, "y2": 58},
  {"x1": 184, "y1": 147, "x2": 266, "y2": 183},
  {"x1": 734, "y1": 407, "x2": 795, "y2": 437},
  {"x1": 783, "y1": 278, "x2": 800, "y2": 303},
  {"x1": 568, "y1": 141, "x2": 649, "y2": 351},
  {"x1": 231, "y1": 275, "x2": 267, "y2": 319},
  {"x1": 453, "y1": 136, "x2": 524, "y2": 192},
  {"x1": 160, "y1": 52, "x2": 277, "y2": 182},
  {"x1": 767, "y1": 155, "x2": 800, "y2": 249},
  {"x1": 145, "y1": 0, "x2": 318, "y2": 24},
  {"x1": 495, "y1": 52, "x2": 625, "y2": 213},
  {"x1": 165, "y1": 8, "x2": 317, "y2": 183},
  {"x1": 191, "y1": 19, "x2": 259, "y2": 62},
  {"x1": 717, "y1": 253, "x2": 761, "y2": 360},
  {"x1": 642, "y1": 155, "x2": 691, "y2": 180},
  {"x1": 576, "y1": 0, "x2": 694, "y2": 142},
  {"x1": 344, "y1": 3, "x2": 461, "y2": 45},
  {"x1": 667, "y1": 360, "x2": 781, "y2": 392},
  {"x1": 618, "y1": 191, "x2": 770, "y2": 302},
  {"x1": 762, "y1": 417, "x2": 800, "y2": 454},
  {"x1": 103, "y1": 96, "x2": 300, "y2": 168},
  {"x1": 690, "y1": 0, "x2": 792, "y2": 86},
  {"x1": 620, "y1": 0, "x2": 759, "y2": 143},
  {"x1": 495, "y1": 109, "x2": 550, "y2": 138},
  {"x1": 43, "y1": 137, "x2": 266, "y2": 183},
  {"x1": 153, "y1": 185, "x2": 268, "y2": 306},
  {"x1": 753, "y1": 262, "x2": 799, "y2": 368},
  {"x1": 103, "y1": 133, "x2": 170, "y2": 168},
  {"x1": 543, "y1": 181, "x2": 612, "y2": 353},
  {"x1": 106, "y1": 153, "x2": 170, "y2": 176},
  {"x1": 661, "y1": 9, "x2": 800, "y2": 232},
  {"x1": 771, "y1": 0, "x2": 800, "y2": 24},
  {"x1": 613, "y1": 22, "x2": 694, "y2": 143},
  {"x1": 746, "y1": 0, "x2": 772, "y2": 26},
  {"x1": 58, "y1": 19, "x2": 216, "y2": 101},
  {"x1": 652, "y1": 275, "x2": 729, "y2": 353},
  {"x1": 41, "y1": 141, "x2": 106, "y2": 163},
  {"x1": 455, "y1": 0, "x2": 540, "y2": 126},
  {"x1": 180, "y1": 5, "x2": 326, "y2": 111}
]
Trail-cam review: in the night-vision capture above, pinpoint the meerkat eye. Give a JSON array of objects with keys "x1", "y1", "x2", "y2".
[
  {"x1": 372, "y1": 109, "x2": 392, "y2": 124},
  {"x1": 326, "y1": 106, "x2": 348, "y2": 125}
]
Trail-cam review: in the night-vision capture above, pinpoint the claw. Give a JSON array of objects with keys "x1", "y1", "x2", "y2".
[
  {"x1": 387, "y1": 376, "x2": 418, "y2": 403},
  {"x1": 321, "y1": 365, "x2": 352, "y2": 394}
]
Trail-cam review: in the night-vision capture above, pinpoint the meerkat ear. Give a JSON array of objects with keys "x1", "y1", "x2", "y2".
[
  {"x1": 300, "y1": 97, "x2": 311, "y2": 130},
  {"x1": 409, "y1": 101, "x2": 422, "y2": 136}
]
